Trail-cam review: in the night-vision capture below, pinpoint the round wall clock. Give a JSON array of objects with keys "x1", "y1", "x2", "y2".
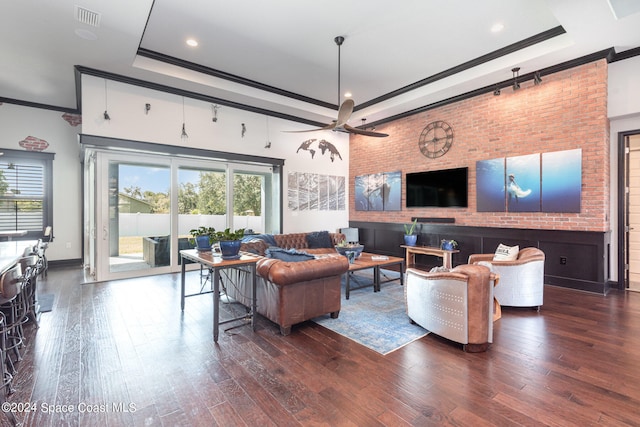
[{"x1": 418, "y1": 120, "x2": 454, "y2": 158}]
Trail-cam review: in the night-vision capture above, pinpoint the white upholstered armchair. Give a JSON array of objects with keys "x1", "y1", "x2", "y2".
[
  {"x1": 405, "y1": 264, "x2": 497, "y2": 352},
  {"x1": 468, "y1": 247, "x2": 545, "y2": 309}
]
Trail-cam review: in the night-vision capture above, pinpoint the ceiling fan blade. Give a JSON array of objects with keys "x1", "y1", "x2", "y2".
[
  {"x1": 343, "y1": 123, "x2": 389, "y2": 138},
  {"x1": 335, "y1": 99, "x2": 355, "y2": 127},
  {"x1": 282, "y1": 122, "x2": 337, "y2": 133}
]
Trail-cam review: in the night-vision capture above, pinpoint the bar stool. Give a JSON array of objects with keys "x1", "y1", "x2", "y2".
[
  {"x1": 0, "y1": 312, "x2": 18, "y2": 427},
  {"x1": 0, "y1": 265, "x2": 24, "y2": 376},
  {"x1": 18, "y1": 254, "x2": 40, "y2": 328}
]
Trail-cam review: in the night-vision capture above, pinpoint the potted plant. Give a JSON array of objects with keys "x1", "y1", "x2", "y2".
[
  {"x1": 441, "y1": 239, "x2": 458, "y2": 251},
  {"x1": 189, "y1": 226, "x2": 217, "y2": 250},
  {"x1": 215, "y1": 228, "x2": 246, "y2": 259},
  {"x1": 403, "y1": 219, "x2": 418, "y2": 246}
]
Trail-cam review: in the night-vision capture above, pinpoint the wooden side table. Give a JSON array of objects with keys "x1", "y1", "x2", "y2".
[{"x1": 401, "y1": 245, "x2": 459, "y2": 269}]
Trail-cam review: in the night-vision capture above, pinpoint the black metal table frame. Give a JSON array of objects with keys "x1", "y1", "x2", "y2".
[
  {"x1": 346, "y1": 258, "x2": 405, "y2": 300},
  {"x1": 180, "y1": 250, "x2": 257, "y2": 342}
]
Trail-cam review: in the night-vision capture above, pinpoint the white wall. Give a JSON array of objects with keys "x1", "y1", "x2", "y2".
[
  {"x1": 81, "y1": 75, "x2": 350, "y2": 235},
  {"x1": 608, "y1": 55, "x2": 640, "y2": 282},
  {"x1": 0, "y1": 103, "x2": 82, "y2": 261}
]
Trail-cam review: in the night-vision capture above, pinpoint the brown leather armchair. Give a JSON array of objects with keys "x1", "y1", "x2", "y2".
[
  {"x1": 468, "y1": 247, "x2": 545, "y2": 309},
  {"x1": 405, "y1": 264, "x2": 497, "y2": 352}
]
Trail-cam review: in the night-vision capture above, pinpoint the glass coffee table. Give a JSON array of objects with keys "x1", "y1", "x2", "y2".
[{"x1": 344, "y1": 252, "x2": 405, "y2": 299}]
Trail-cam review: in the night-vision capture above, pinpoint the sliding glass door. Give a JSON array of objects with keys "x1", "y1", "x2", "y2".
[
  {"x1": 94, "y1": 153, "x2": 173, "y2": 280},
  {"x1": 176, "y1": 163, "x2": 227, "y2": 264},
  {"x1": 86, "y1": 149, "x2": 279, "y2": 282}
]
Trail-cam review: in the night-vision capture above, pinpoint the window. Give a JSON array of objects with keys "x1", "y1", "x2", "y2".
[{"x1": 0, "y1": 149, "x2": 54, "y2": 239}]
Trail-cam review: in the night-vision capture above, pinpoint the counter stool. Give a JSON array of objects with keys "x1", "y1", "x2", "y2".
[
  {"x1": 0, "y1": 312, "x2": 17, "y2": 427},
  {"x1": 0, "y1": 265, "x2": 24, "y2": 375},
  {"x1": 18, "y1": 255, "x2": 40, "y2": 328}
]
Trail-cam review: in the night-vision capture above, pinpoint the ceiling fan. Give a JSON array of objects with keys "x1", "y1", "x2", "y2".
[{"x1": 286, "y1": 36, "x2": 388, "y2": 138}]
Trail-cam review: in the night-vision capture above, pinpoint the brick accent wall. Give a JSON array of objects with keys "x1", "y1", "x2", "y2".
[{"x1": 349, "y1": 59, "x2": 610, "y2": 232}]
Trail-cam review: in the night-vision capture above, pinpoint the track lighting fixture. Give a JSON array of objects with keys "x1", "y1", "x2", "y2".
[
  {"x1": 493, "y1": 85, "x2": 501, "y2": 96},
  {"x1": 241, "y1": 123, "x2": 246, "y2": 138},
  {"x1": 181, "y1": 97, "x2": 188, "y2": 142},
  {"x1": 512, "y1": 67, "x2": 521, "y2": 91},
  {"x1": 103, "y1": 79, "x2": 111, "y2": 121},
  {"x1": 212, "y1": 104, "x2": 219, "y2": 122},
  {"x1": 359, "y1": 118, "x2": 376, "y2": 132},
  {"x1": 534, "y1": 71, "x2": 542, "y2": 85},
  {"x1": 145, "y1": 103, "x2": 151, "y2": 114},
  {"x1": 265, "y1": 116, "x2": 271, "y2": 148}
]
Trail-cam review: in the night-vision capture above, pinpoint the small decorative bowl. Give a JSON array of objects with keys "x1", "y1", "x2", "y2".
[{"x1": 335, "y1": 244, "x2": 364, "y2": 258}]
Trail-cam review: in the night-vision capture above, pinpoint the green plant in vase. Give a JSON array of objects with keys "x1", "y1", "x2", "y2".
[
  {"x1": 189, "y1": 226, "x2": 217, "y2": 250},
  {"x1": 215, "y1": 228, "x2": 246, "y2": 241},
  {"x1": 403, "y1": 219, "x2": 418, "y2": 246},
  {"x1": 215, "y1": 228, "x2": 246, "y2": 259}
]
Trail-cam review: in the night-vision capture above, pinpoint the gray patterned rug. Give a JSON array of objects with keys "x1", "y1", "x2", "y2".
[
  {"x1": 38, "y1": 293, "x2": 54, "y2": 312},
  {"x1": 313, "y1": 271, "x2": 429, "y2": 355}
]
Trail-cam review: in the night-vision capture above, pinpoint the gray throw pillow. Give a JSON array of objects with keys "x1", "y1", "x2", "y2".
[
  {"x1": 266, "y1": 247, "x2": 315, "y2": 262},
  {"x1": 306, "y1": 231, "x2": 333, "y2": 248}
]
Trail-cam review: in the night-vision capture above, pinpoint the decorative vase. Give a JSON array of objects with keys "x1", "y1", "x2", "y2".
[
  {"x1": 404, "y1": 234, "x2": 417, "y2": 246},
  {"x1": 335, "y1": 244, "x2": 364, "y2": 258},
  {"x1": 219, "y1": 240, "x2": 242, "y2": 260},
  {"x1": 441, "y1": 241, "x2": 454, "y2": 251},
  {"x1": 195, "y1": 235, "x2": 211, "y2": 250}
]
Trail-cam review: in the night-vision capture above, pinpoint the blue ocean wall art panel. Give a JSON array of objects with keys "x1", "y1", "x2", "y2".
[
  {"x1": 506, "y1": 153, "x2": 541, "y2": 212},
  {"x1": 542, "y1": 149, "x2": 582, "y2": 213},
  {"x1": 475, "y1": 149, "x2": 582, "y2": 213},
  {"x1": 476, "y1": 158, "x2": 506, "y2": 212}
]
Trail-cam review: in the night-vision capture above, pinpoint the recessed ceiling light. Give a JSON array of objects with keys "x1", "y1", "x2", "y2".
[
  {"x1": 491, "y1": 23, "x2": 504, "y2": 33},
  {"x1": 186, "y1": 38, "x2": 198, "y2": 47},
  {"x1": 344, "y1": 92, "x2": 352, "y2": 98}
]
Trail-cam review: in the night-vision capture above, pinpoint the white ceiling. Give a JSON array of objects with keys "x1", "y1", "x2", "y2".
[{"x1": 1, "y1": 0, "x2": 640, "y2": 127}]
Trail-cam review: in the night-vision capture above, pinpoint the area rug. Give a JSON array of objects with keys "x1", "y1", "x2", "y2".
[
  {"x1": 38, "y1": 293, "x2": 55, "y2": 312},
  {"x1": 312, "y1": 271, "x2": 428, "y2": 355}
]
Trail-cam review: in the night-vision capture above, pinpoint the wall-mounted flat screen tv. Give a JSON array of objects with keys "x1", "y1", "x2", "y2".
[{"x1": 406, "y1": 167, "x2": 468, "y2": 208}]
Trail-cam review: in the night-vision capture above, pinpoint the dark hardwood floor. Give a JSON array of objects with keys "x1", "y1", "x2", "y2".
[{"x1": 3, "y1": 266, "x2": 640, "y2": 426}]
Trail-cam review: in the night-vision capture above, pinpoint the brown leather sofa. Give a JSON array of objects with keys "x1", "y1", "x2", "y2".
[{"x1": 224, "y1": 232, "x2": 349, "y2": 335}]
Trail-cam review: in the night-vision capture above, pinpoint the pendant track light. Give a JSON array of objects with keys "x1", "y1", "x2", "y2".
[
  {"x1": 181, "y1": 97, "x2": 188, "y2": 142},
  {"x1": 103, "y1": 79, "x2": 111, "y2": 121},
  {"x1": 534, "y1": 71, "x2": 542, "y2": 85},
  {"x1": 512, "y1": 67, "x2": 521, "y2": 91}
]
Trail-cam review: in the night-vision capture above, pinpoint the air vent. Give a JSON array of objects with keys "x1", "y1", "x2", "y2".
[{"x1": 75, "y1": 5, "x2": 101, "y2": 27}]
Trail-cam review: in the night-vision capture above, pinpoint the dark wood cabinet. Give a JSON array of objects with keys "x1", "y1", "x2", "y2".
[{"x1": 350, "y1": 221, "x2": 610, "y2": 294}]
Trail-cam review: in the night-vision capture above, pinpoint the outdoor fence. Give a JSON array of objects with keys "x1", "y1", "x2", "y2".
[{"x1": 118, "y1": 213, "x2": 264, "y2": 237}]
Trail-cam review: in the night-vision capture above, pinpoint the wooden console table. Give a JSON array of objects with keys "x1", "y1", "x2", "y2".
[
  {"x1": 401, "y1": 245, "x2": 459, "y2": 269},
  {"x1": 180, "y1": 249, "x2": 258, "y2": 342}
]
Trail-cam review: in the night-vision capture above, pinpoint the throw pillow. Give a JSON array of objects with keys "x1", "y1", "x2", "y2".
[
  {"x1": 306, "y1": 231, "x2": 333, "y2": 249},
  {"x1": 493, "y1": 244, "x2": 519, "y2": 261},
  {"x1": 266, "y1": 247, "x2": 315, "y2": 262},
  {"x1": 429, "y1": 266, "x2": 450, "y2": 273}
]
